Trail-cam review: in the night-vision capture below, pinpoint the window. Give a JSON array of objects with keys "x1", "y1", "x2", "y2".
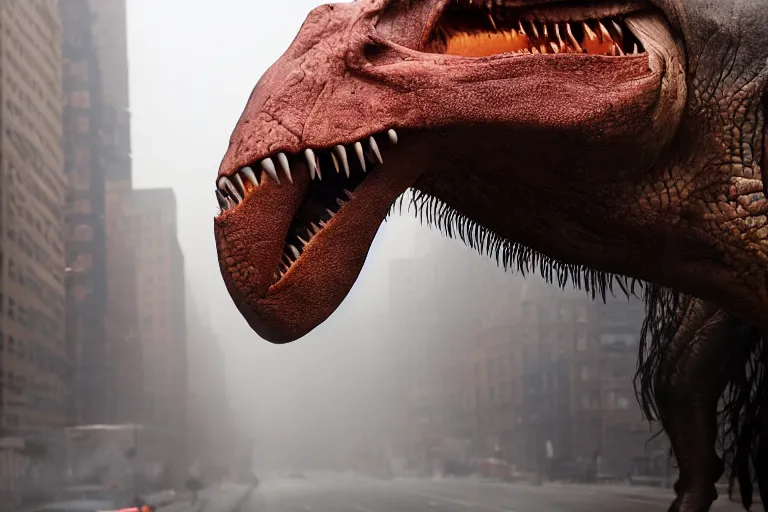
[
  {"x1": 617, "y1": 396, "x2": 630, "y2": 409},
  {"x1": 576, "y1": 332, "x2": 588, "y2": 352}
]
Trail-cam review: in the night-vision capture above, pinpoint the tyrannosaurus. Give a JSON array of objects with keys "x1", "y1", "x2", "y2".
[{"x1": 212, "y1": 1, "x2": 768, "y2": 510}]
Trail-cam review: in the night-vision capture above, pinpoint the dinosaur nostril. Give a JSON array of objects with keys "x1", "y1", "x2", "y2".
[{"x1": 363, "y1": 42, "x2": 384, "y2": 60}]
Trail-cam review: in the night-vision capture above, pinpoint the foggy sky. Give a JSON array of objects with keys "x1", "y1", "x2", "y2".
[{"x1": 125, "y1": 0, "x2": 573, "y2": 467}]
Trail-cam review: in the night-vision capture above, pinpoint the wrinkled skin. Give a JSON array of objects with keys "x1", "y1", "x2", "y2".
[{"x1": 213, "y1": 1, "x2": 768, "y2": 510}]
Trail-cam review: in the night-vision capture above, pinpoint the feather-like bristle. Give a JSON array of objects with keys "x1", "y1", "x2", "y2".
[{"x1": 390, "y1": 190, "x2": 643, "y2": 302}]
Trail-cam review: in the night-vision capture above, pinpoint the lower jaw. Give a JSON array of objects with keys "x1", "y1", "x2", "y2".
[{"x1": 216, "y1": 137, "x2": 428, "y2": 343}]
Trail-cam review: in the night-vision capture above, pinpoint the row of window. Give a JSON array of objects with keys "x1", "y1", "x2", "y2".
[
  {"x1": 0, "y1": 328, "x2": 69, "y2": 379},
  {"x1": 5, "y1": 223, "x2": 61, "y2": 283},
  {"x1": 7, "y1": 194, "x2": 63, "y2": 254},
  {"x1": 4, "y1": 67, "x2": 60, "y2": 148},
  {"x1": 4, "y1": 125, "x2": 66, "y2": 203},
  {"x1": 6, "y1": 293, "x2": 61, "y2": 336},
  {"x1": 2, "y1": 12, "x2": 61, "y2": 109},
  {"x1": 2, "y1": 47, "x2": 60, "y2": 137},
  {"x1": 7, "y1": 255, "x2": 65, "y2": 316},
  {"x1": 6, "y1": 153, "x2": 66, "y2": 228}
]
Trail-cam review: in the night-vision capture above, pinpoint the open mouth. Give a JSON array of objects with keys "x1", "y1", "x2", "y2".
[
  {"x1": 426, "y1": 0, "x2": 647, "y2": 57},
  {"x1": 215, "y1": 129, "x2": 399, "y2": 286},
  {"x1": 214, "y1": 0, "x2": 677, "y2": 343}
]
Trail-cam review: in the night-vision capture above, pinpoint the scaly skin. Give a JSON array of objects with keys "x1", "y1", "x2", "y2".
[{"x1": 213, "y1": 1, "x2": 768, "y2": 509}]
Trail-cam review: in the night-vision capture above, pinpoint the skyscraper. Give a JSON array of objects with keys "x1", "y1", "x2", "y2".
[
  {"x1": 129, "y1": 188, "x2": 189, "y2": 483},
  {"x1": 60, "y1": 0, "x2": 110, "y2": 425},
  {"x1": 0, "y1": 0, "x2": 68, "y2": 434},
  {"x1": 85, "y1": 0, "x2": 142, "y2": 424}
]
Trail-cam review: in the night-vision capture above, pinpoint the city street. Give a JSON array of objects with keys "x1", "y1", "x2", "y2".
[
  {"x1": 224, "y1": 475, "x2": 748, "y2": 512},
  {"x1": 156, "y1": 483, "x2": 256, "y2": 512}
]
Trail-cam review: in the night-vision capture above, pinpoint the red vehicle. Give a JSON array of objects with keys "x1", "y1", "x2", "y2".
[{"x1": 476, "y1": 458, "x2": 522, "y2": 481}]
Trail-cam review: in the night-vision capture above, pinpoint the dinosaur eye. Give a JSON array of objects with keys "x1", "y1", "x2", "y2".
[{"x1": 426, "y1": 0, "x2": 647, "y2": 57}]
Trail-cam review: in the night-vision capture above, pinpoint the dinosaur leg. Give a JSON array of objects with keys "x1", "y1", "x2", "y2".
[{"x1": 654, "y1": 299, "x2": 740, "y2": 512}]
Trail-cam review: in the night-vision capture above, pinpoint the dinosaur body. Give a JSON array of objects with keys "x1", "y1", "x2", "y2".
[{"x1": 213, "y1": 1, "x2": 768, "y2": 510}]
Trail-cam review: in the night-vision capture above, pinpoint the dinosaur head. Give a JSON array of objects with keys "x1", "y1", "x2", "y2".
[{"x1": 214, "y1": 0, "x2": 768, "y2": 343}]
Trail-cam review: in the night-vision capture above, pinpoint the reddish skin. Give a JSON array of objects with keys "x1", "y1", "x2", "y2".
[{"x1": 214, "y1": 0, "x2": 768, "y2": 343}]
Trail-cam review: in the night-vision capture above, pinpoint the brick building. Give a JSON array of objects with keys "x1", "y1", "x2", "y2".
[
  {"x1": 60, "y1": 0, "x2": 111, "y2": 425},
  {"x1": 0, "y1": 0, "x2": 68, "y2": 500},
  {"x1": 129, "y1": 188, "x2": 189, "y2": 483},
  {"x1": 0, "y1": 0, "x2": 68, "y2": 435}
]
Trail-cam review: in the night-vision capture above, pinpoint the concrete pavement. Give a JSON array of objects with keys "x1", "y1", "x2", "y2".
[{"x1": 234, "y1": 474, "x2": 749, "y2": 512}]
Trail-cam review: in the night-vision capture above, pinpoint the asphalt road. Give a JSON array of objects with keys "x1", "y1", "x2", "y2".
[{"x1": 227, "y1": 475, "x2": 750, "y2": 512}]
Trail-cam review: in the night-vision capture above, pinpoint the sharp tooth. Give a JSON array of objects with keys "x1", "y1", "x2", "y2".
[
  {"x1": 387, "y1": 129, "x2": 398, "y2": 144},
  {"x1": 633, "y1": 43, "x2": 639, "y2": 54},
  {"x1": 542, "y1": 23, "x2": 548, "y2": 38},
  {"x1": 310, "y1": 222, "x2": 321, "y2": 234},
  {"x1": 260, "y1": 158, "x2": 280, "y2": 184},
  {"x1": 611, "y1": 20, "x2": 623, "y2": 39},
  {"x1": 288, "y1": 245, "x2": 301, "y2": 259},
  {"x1": 583, "y1": 22, "x2": 597, "y2": 41},
  {"x1": 598, "y1": 21, "x2": 612, "y2": 42},
  {"x1": 334, "y1": 145, "x2": 350, "y2": 178},
  {"x1": 319, "y1": 220, "x2": 326, "y2": 227},
  {"x1": 226, "y1": 197, "x2": 237, "y2": 209},
  {"x1": 314, "y1": 156, "x2": 323, "y2": 180},
  {"x1": 550, "y1": 42, "x2": 559, "y2": 54},
  {"x1": 614, "y1": 43, "x2": 624, "y2": 56},
  {"x1": 487, "y1": 12, "x2": 497, "y2": 31},
  {"x1": 343, "y1": 188, "x2": 353, "y2": 199},
  {"x1": 530, "y1": 21, "x2": 539, "y2": 38},
  {"x1": 325, "y1": 208, "x2": 335, "y2": 218},
  {"x1": 304, "y1": 149, "x2": 318, "y2": 180},
  {"x1": 566, "y1": 23, "x2": 582, "y2": 53},
  {"x1": 531, "y1": 46, "x2": 539, "y2": 54},
  {"x1": 353, "y1": 141, "x2": 367, "y2": 172},
  {"x1": 241, "y1": 166, "x2": 259, "y2": 188},
  {"x1": 369, "y1": 137, "x2": 383, "y2": 164},
  {"x1": 331, "y1": 152, "x2": 340, "y2": 173},
  {"x1": 277, "y1": 152, "x2": 293, "y2": 184},
  {"x1": 234, "y1": 173, "x2": 246, "y2": 197},
  {"x1": 218, "y1": 177, "x2": 242, "y2": 203},
  {"x1": 554, "y1": 23, "x2": 563, "y2": 45},
  {"x1": 215, "y1": 190, "x2": 228, "y2": 210},
  {"x1": 518, "y1": 20, "x2": 526, "y2": 36},
  {"x1": 297, "y1": 236, "x2": 309, "y2": 247},
  {"x1": 336, "y1": 198, "x2": 347, "y2": 208}
]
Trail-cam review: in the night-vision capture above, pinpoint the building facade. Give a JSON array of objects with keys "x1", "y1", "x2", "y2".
[
  {"x1": 186, "y1": 295, "x2": 235, "y2": 474},
  {"x1": 129, "y1": 188, "x2": 189, "y2": 484},
  {"x1": 468, "y1": 281, "x2": 666, "y2": 477},
  {"x1": 0, "y1": 0, "x2": 68, "y2": 502},
  {"x1": 86, "y1": 0, "x2": 141, "y2": 424},
  {"x1": 0, "y1": 0, "x2": 68, "y2": 435},
  {"x1": 60, "y1": 0, "x2": 110, "y2": 425}
]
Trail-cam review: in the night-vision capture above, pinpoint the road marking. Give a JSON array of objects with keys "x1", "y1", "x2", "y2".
[{"x1": 399, "y1": 488, "x2": 518, "y2": 512}]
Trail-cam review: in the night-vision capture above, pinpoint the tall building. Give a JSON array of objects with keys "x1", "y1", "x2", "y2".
[
  {"x1": 60, "y1": 0, "x2": 110, "y2": 425},
  {"x1": 86, "y1": 0, "x2": 141, "y2": 424},
  {"x1": 129, "y1": 188, "x2": 189, "y2": 483},
  {"x1": 0, "y1": 0, "x2": 68, "y2": 502},
  {"x1": 186, "y1": 296, "x2": 234, "y2": 473},
  {"x1": 0, "y1": 0, "x2": 68, "y2": 434}
]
